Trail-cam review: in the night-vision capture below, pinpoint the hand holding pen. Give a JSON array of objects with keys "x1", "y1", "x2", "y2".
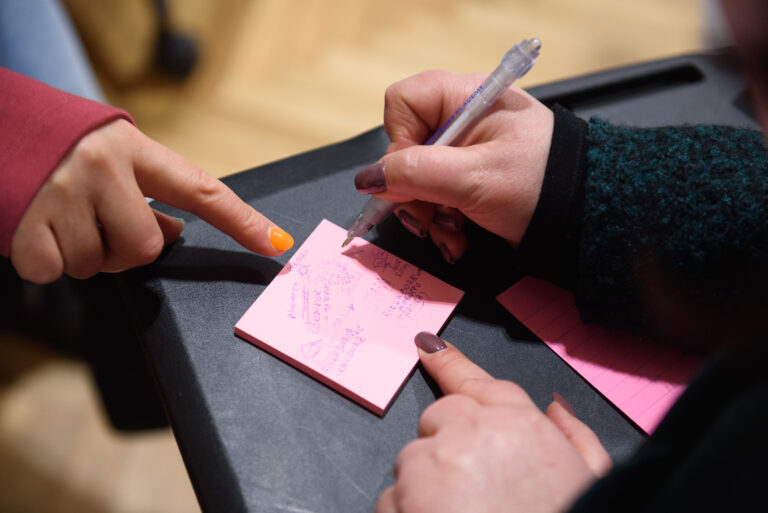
[
  {"x1": 345, "y1": 39, "x2": 541, "y2": 260},
  {"x1": 346, "y1": 39, "x2": 554, "y2": 262}
]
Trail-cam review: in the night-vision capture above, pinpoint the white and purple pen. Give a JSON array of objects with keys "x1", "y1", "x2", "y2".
[{"x1": 342, "y1": 38, "x2": 541, "y2": 247}]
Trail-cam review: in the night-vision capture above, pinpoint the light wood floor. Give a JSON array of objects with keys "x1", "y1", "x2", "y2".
[
  {"x1": 109, "y1": 0, "x2": 706, "y2": 178},
  {"x1": 1, "y1": 1, "x2": 704, "y2": 511}
]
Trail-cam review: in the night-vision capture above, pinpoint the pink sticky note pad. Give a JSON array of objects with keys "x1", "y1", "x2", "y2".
[
  {"x1": 497, "y1": 277, "x2": 703, "y2": 433},
  {"x1": 235, "y1": 219, "x2": 464, "y2": 415}
]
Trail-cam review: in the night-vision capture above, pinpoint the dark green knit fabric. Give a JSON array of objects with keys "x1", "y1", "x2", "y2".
[{"x1": 577, "y1": 121, "x2": 768, "y2": 340}]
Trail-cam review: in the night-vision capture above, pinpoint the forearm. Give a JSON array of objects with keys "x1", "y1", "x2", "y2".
[{"x1": 518, "y1": 107, "x2": 768, "y2": 343}]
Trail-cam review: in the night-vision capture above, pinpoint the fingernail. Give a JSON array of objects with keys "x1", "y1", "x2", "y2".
[
  {"x1": 397, "y1": 210, "x2": 426, "y2": 237},
  {"x1": 174, "y1": 217, "x2": 186, "y2": 230},
  {"x1": 439, "y1": 242, "x2": 455, "y2": 265},
  {"x1": 433, "y1": 211, "x2": 462, "y2": 232},
  {"x1": 552, "y1": 392, "x2": 576, "y2": 416},
  {"x1": 415, "y1": 331, "x2": 447, "y2": 353},
  {"x1": 354, "y1": 161, "x2": 386, "y2": 194},
  {"x1": 270, "y1": 227, "x2": 294, "y2": 251}
]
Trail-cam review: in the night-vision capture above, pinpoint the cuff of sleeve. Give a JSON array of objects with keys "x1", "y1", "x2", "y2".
[
  {"x1": 0, "y1": 68, "x2": 134, "y2": 257},
  {"x1": 516, "y1": 104, "x2": 588, "y2": 290}
]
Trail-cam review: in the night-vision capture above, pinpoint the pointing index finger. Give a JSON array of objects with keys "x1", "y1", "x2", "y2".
[
  {"x1": 415, "y1": 332, "x2": 534, "y2": 408},
  {"x1": 129, "y1": 128, "x2": 293, "y2": 256},
  {"x1": 415, "y1": 332, "x2": 494, "y2": 395}
]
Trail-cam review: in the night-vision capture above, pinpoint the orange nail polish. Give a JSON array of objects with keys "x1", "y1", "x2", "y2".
[{"x1": 270, "y1": 227, "x2": 294, "y2": 251}]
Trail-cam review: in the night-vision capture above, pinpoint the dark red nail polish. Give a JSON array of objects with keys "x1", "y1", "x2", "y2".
[
  {"x1": 397, "y1": 210, "x2": 426, "y2": 237},
  {"x1": 439, "y1": 242, "x2": 455, "y2": 265},
  {"x1": 354, "y1": 161, "x2": 386, "y2": 194},
  {"x1": 415, "y1": 332, "x2": 447, "y2": 353},
  {"x1": 433, "y1": 211, "x2": 462, "y2": 232}
]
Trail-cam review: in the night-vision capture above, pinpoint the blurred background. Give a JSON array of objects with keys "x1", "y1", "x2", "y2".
[{"x1": 1, "y1": 0, "x2": 714, "y2": 511}]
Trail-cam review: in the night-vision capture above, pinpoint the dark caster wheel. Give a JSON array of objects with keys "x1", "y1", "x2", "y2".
[{"x1": 156, "y1": 28, "x2": 198, "y2": 79}]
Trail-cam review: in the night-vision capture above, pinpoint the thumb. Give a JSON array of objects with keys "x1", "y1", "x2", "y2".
[
  {"x1": 153, "y1": 209, "x2": 185, "y2": 245},
  {"x1": 354, "y1": 144, "x2": 485, "y2": 208},
  {"x1": 546, "y1": 394, "x2": 613, "y2": 477}
]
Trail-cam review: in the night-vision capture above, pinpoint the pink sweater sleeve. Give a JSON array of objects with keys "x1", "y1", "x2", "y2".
[{"x1": 0, "y1": 67, "x2": 134, "y2": 257}]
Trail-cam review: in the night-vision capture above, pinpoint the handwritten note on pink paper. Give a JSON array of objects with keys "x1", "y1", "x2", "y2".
[
  {"x1": 235, "y1": 219, "x2": 464, "y2": 415},
  {"x1": 497, "y1": 277, "x2": 703, "y2": 433}
]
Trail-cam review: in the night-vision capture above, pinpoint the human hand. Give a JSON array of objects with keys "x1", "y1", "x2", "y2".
[
  {"x1": 376, "y1": 332, "x2": 611, "y2": 513},
  {"x1": 354, "y1": 71, "x2": 554, "y2": 263},
  {"x1": 10, "y1": 119, "x2": 294, "y2": 284}
]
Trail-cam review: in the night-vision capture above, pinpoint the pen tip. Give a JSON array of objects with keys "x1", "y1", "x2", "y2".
[{"x1": 341, "y1": 235, "x2": 354, "y2": 248}]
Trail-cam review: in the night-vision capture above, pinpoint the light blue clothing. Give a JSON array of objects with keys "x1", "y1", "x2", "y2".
[{"x1": 0, "y1": 0, "x2": 103, "y2": 101}]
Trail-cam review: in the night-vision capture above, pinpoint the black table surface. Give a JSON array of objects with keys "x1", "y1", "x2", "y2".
[{"x1": 115, "y1": 50, "x2": 760, "y2": 513}]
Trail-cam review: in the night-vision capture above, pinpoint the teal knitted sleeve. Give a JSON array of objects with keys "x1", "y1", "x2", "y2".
[{"x1": 577, "y1": 121, "x2": 768, "y2": 342}]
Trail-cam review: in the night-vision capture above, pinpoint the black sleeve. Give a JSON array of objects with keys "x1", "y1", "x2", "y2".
[
  {"x1": 567, "y1": 341, "x2": 768, "y2": 513},
  {"x1": 516, "y1": 104, "x2": 588, "y2": 290},
  {"x1": 575, "y1": 120, "x2": 768, "y2": 343},
  {"x1": 517, "y1": 106, "x2": 768, "y2": 344}
]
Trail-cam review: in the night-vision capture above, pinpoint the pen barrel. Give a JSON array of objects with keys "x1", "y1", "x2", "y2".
[
  {"x1": 499, "y1": 38, "x2": 539, "y2": 79},
  {"x1": 429, "y1": 38, "x2": 538, "y2": 147},
  {"x1": 349, "y1": 195, "x2": 397, "y2": 236}
]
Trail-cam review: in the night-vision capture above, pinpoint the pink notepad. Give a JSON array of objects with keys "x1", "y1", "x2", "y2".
[
  {"x1": 497, "y1": 277, "x2": 703, "y2": 433},
  {"x1": 235, "y1": 219, "x2": 464, "y2": 415}
]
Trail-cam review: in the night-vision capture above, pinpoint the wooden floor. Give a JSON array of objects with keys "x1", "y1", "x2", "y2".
[
  {"x1": 1, "y1": 1, "x2": 704, "y2": 511},
  {"x1": 109, "y1": 0, "x2": 705, "y2": 178}
]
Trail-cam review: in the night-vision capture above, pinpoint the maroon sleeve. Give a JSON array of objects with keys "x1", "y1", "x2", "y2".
[{"x1": 0, "y1": 67, "x2": 134, "y2": 257}]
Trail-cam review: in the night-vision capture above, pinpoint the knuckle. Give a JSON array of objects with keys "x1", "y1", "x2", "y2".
[
  {"x1": 454, "y1": 377, "x2": 488, "y2": 397},
  {"x1": 189, "y1": 168, "x2": 228, "y2": 208},
  {"x1": 43, "y1": 167, "x2": 76, "y2": 199},
  {"x1": 385, "y1": 71, "x2": 436, "y2": 103},
  {"x1": 394, "y1": 439, "x2": 425, "y2": 473},
  {"x1": 13, "y1": 255, "x2": 63, "y2": 285},
  {"x1": 418, "y1": 69, "x2": 447, "y2": 83},
  {"x1": 130, "y1": 231, "x2": 165, "y2": 266},
  {"x1": 418, "y1": 401, "x2": 443, "y2": 431},
  {"x1": 374, "y1": 487, "x2": 396, "y2": 513},
  {"x1": 396, "y1": 149, "x2": 425, "y2": 183},
  {"x1": 420, "y1": 398, "x2": 442, "y2": 418},
  {"x1": 71, "y1": 132, "x2": 113, "y2": 170},
  {"x1": 11, "y1": 234, "x2": 63, "y2": 284},
  {"x1": 436, "y1": 393, "x2": 474, "y2": 411},
  {"x1": 432, "y1": 443, "x2": 474, "y2": 474},
  {"x1": 18, "y1": 265, "x2": 62, "y2": 285},
  {"x1": 487, "y1": 379, "x2": 526, "y2": 399},
  {"x1": 397, "y1": 439, "x2": 421, "y2": 460},
  {"x1": 504, "y1": 405, "x2": 546, "y2": 436},
  {"x1": 383, "y1": 82, "x2": 401, "y2": 106},
  {"x1": 238, "y1": 204, "x2": 269, "y2": 235}
]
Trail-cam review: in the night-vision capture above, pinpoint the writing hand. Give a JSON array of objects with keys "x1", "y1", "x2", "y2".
[
  {"x1": 354, "y1": 71, "x2": 553, "y2": 263},
  {"x1": 11, "y1": 119, "x2": 293, "y2": 283},
  {"x1": 376, "y1": 332, "x2": 611, "y2": 513}
]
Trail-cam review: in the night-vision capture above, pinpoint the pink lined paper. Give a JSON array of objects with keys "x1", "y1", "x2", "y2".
[
  {"x1": 236, "y1": 219, "x2": 464, "y2": 415},
  {"x1": 497, "y1": 277, "x2": 703, "y2": 433}
]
